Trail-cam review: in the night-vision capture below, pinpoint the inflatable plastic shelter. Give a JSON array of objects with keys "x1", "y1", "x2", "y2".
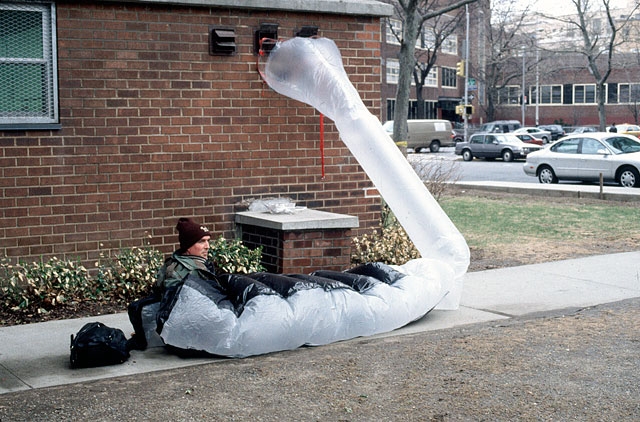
[{"x1": 135, "y1": 38, "x2": 470, "y2": 358}]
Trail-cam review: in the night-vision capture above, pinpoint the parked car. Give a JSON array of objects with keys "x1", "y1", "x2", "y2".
[
  {"x1": 382, "y1": 119, "x2": 454, "y2": 153},
  {"x1": 523, "y1": 133, "x2": 640, "y2": 187},
  {"x1": 538, "y1": 124, "x2": 566, "y2": 141},
  {"x1": 613, "y1": 123, "x2": 640, "y2": 138},
  {"x1": 514, "y1": 133, "x2": 544, "y2": 146},
  {"x1": 512, "y1": 127, "x2": 552, "y2": 143},
  {"x1": 568, "y1": 126, "x2": 597, "y2": 134},
  {"x1": 455, "y1": 133, "x2": 543, "y2": 162},
  {"x1": 478, "y1": 120, "x2": 521, "y2": 134},
  {"x1": 452, "y1": 122, "x2": 480, "y2": 143}
]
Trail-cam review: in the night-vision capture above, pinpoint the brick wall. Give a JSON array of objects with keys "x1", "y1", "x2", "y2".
[
  {"x1": 238, "y1": 224, "x2": 354, "y2": 274},
  {"x1": 0, "y1": 2, "x2": 383, "y2": 267}
]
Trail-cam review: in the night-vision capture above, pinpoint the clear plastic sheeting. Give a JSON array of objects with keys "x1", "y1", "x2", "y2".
[
  {"x1": 262, "y1": 37, "x2": 470, "y2": 309},
  {"x1": 157, "y1": 259, "x2": 452, "y2": 358}
]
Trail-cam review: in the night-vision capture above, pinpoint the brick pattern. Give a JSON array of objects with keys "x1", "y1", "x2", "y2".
[
  {"x1": 0, "y1": 3, "x2": 383, "y2": 267},
  {"x1": 239, "y1": 224, "x2": 353, "y2": 274}
]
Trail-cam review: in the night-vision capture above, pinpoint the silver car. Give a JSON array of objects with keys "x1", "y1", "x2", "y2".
[
  {"x1": 455, "y1": 133, "x2": 542, "y2": 162},
  {"x1": 512, "y1": 127, "x2": 552, "y2": 143},
  {"x1": 523, "y1": 133, "x2": 640, "y2": 187}
]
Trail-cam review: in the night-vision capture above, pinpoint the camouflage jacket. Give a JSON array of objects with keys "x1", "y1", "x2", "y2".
[{"x1": 154, "y1": 252, "x2": 216, "y2": 293}]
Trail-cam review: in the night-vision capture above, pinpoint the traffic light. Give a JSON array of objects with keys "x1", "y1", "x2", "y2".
[
  {"x1": 456, "y1": 61, "x2": 465, "y2": 77},
  {"x1": 456, "y1": 104, "x2": 474, "y2": 116}
]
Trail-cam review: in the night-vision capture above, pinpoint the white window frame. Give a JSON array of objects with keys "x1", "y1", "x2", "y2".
[
  {"x1": 498, "y1": 85, "x2": 521, "y2": 105},
  {"x1": 441, "y1": 66, "x2": 457, "y2": 88},
  {"x1": 386, "y1": 18, "x2": 401, "y2": 45},
  {"x1": 441, "y1": 35, "x2": 457, "y2": 55},
  {"x1": 573, "y1": 84, "x2": 596, "y2": 104},
  {"x1": 538, "y1": 84, "x2": 563, "y2": 104},
  {"x1": 421, "y1": 31, "x2": 435, "y2": 50},
  {"x1": 619, "y1": 83, "x2": 640, "y2": 104},
  {"x1": 0, "y1": 1, "x2": 59, "y2": 128},
  {"x1": 424, "y1": 65, "x2": 437, "y2": 87},
  {"x1": 386, "y1": 59, "x2": 399, "y2": 85}
]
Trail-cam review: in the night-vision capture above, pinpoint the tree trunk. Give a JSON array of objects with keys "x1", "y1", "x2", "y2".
[{"x1": 392, "y1": 0, "x2": 419, "y2": 143}]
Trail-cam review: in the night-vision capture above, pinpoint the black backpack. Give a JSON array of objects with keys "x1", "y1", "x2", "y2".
[{"x1": 70, "y1": 322, "x2": 130, "y2": 369}]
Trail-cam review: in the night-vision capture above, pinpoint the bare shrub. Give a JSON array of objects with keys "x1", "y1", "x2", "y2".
[{"x1": 408, "y1": 155, "x2": 461, "y2": 201}]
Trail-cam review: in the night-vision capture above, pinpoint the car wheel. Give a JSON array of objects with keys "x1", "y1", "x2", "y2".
[
  {"x1": 429, "y1": 141, "x2": 440, "y2": 153},
  {"x1": 538, "y1": 165, "x2": 558, "y2": 184},
  {"x1": 501, "y1": 149, "x2": 513, "y2": 162},
  {"x1": 462, "y1": 149, "x2": 473, "y2": 161},
  {"x1": 542, "y1": 136, "x2": 549, "y2": 144},
  {"x1": 618, "y1": 166, "x2": 640, "y2": 188}
]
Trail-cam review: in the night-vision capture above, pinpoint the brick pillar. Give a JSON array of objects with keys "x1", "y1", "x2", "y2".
[{"x1": 235, "y1": 210, "x2": 359, "y2": 274}]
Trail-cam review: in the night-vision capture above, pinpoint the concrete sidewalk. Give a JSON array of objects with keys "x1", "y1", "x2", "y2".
[
  {"x1": 2, "y1": 251, "x2": 639, "y2": 396},
  {"x1": 456, "y1": 180, "x2": 640, "y2": 201}
]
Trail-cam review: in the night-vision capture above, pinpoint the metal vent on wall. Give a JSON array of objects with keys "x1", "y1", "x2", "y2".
[
  {"x1": 254, "y1": 23, "x2": 278, "y2": 55},
  {"x1": 295, "y1": 26, "x2": 318, "y2": 38},
  {"x1": 209, "y1": 26, "x2": 236, "y2": 55}
]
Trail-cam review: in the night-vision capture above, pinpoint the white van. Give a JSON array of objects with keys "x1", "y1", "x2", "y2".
[
  {"x1": 479, "y1": 120, "x2": 521, "y2": 134},
  {"x1": 382, "y1": 119, "x2": 454, "y2": 153}
]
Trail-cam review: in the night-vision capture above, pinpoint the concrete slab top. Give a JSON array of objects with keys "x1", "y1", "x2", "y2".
[{"x1": 235, "y1": 209, "x2": 359, "y2": 231}]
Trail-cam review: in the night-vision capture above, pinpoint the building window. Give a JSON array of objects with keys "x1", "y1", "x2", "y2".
[
  {"x1": 386, "y1": 99, "x2": 438, "y2": 121},
  {"x1": 386, "y1": 18, "x2": 401, "y2": 45},
  {"x1": 423, "y1": 66, "x2": 437, "y2": 87},
  {"x1": 386, "y1": 59, "x2": 399, "y2": 84},
  {"x1": 421, "y1": 31, "x2": 435, "y2": 50},
  {"x1": 0, "y1": 2, "x2": 58, "y2": 129},
  {"x1": 441, "y1": 35, "x2": 457, "y2": 54},
  {"x1": 574, "y1": 84, "x2": 596, "y2": 104},
  {"x1": 498, "y1": 85, "x2": 521, "y2": 105},
  {"x1": 539, "y1": 85, "x2": 562, "y2": 104},
  {"x1": 441, "y1": 67, "x2": 457, "y2": 88},
  {"x1": 619, "y1": 83, "x2": 640, "y2": 104}
]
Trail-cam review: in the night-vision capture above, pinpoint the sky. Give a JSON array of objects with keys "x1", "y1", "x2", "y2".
[{"x1": 519, "y1": 0, "x2": 630, "y2": 16}]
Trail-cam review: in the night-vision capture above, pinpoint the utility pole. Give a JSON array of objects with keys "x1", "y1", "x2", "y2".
[
  {"x1": 463, "y1": 4, "x2": 469, "y2": 142},
  {"x1": 521, "y1": 46, "x2": 526, "y2": 125}
]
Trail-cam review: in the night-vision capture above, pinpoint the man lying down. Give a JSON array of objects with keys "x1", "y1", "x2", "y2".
[{"x1": 128, "y1": 218, "x2": 453, "y2": 358}]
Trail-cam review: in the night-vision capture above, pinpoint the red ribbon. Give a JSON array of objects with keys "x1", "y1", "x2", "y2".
[{"x1": 320, "y1": 113, "x2": 325, "y2": 179}]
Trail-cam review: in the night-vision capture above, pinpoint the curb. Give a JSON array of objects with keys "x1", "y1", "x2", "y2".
[{"x1": 453, "y1": 181, "x2": 640, "y2": 202}]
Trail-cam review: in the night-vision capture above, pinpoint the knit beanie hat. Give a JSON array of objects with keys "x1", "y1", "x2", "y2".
[{"x1": 176, "y1": 218, "x2": 211, "y2": 253}]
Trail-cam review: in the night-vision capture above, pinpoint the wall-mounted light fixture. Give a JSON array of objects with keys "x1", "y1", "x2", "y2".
[
  {"x1": 209, "y1": 26, "x2": 236, "y2": 55},
  {"x1": 295, "y1": 26, "x2": 318, "y2": 38},
  {"x1": 254, "y1": 23, "x2": 278, "y2": 55}
]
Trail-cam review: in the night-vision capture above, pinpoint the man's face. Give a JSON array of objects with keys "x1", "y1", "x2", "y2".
[{"x1": 186, "y1": 236, "x2": 210, "y2": 258}]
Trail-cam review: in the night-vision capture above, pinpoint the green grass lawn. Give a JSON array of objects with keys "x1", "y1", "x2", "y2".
[{"x1": 439, "y1": 194, "x2": 640, "y2": 250}]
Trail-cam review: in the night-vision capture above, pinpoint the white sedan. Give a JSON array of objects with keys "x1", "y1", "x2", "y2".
[
  {"x1": 512, "y1": 127, "x2": 552, "y2": 143},
  {"x1": 523, "y1": 133, "x2": 640, "y2": 187}
]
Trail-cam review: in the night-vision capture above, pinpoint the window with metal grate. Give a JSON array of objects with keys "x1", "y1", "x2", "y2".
[{"x1": 0, "y1": 1, "x2": 58, "y2": 129}]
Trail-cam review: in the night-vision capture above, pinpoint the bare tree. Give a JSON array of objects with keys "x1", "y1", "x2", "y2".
[
  {"x1": 387, "y1": 0, "x2": 477, "y2": 143},
  {"x1": 413, "y1": 12, "x2": 466, "y2": 118},
  {"x1": 541, "y1": 0, "x2": 640, "y2": 130},
  {"x1": 620, "y1": 25, "x2": 640, "y2": 124},
  {"x1": 471, "y1": 0, "x2": 536, "y2": 122}
]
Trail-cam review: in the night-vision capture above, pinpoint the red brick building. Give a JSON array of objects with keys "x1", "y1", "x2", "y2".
[{"x1": 0, "y1": 0, "x2": 392, "y2": 269}]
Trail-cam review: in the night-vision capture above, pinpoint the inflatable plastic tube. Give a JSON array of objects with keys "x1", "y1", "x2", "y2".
[
  {"x1": 156, "y1": 259, "x2": 451, "y2": 357},
  {"x1": 262, "y1": 37, "x2": 470, "y2": 309}
]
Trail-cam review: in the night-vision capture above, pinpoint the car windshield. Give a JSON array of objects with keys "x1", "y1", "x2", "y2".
[
  {"x1": 494, "y1": 134, "x2": 521, "y2": 144},
  {"x1": 601, "y1": 136, "x2": 640, "y2": 154}
]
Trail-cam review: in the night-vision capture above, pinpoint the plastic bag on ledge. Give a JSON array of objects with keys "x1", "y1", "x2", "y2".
[{"x1": 248, "y1": 198, "x2": 306, "y2": 214}]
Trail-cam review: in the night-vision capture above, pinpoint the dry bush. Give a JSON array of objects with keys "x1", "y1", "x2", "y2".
[{"x1": 409, "y1": 155, "x2": 461, "y2": 201}]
